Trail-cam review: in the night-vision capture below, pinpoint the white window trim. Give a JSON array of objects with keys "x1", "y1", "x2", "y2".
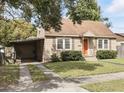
[
  {"x1": 97, "y1": 39, "x2": 109, "y2": 50},
  {"x1": 97, "y1": 39, "x2": 103, "y2": 49},
  {"x1": 56, "y1": 38, "x2": 64, "y2": 50},
  {"x1": 56, "y1": 38, "x2": 72, "y2": 50}
]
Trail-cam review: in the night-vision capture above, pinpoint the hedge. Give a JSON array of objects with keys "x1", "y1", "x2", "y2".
[
  {"x1": 61, "y1": 51, "x2": 85, "y2": 61},
  {"x1": 96, "y1": 50, "x2": 117, "y2": 59},
  {"x1": 51, "y1": 53, "x2": 60, "y2": 62}
]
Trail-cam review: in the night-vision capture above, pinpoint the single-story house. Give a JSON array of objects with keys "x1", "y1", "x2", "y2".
[
  {"x1": 11, "y1": 19, "x2": 117, "y2": 62},
  {"x1": 43, "y1": 19, "x2": 117, "y2": 61}
]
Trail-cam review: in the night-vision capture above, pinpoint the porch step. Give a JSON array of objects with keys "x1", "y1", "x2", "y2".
[{"x1": 85, "y1": 56, "x2": 97, "y2": 61}]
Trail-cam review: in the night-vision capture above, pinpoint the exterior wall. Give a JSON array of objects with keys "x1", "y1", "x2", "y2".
[
  {"x1": 117, "y1": 43, "x2": 124, "y2": 58},
  {"x1": 82, "y1": 38, "x2": 117, "y2": 56},
  {"x1": 93, "y1": 38, "x2": 97, "y2": 56},
  {"x1": 43, "y1": 36, "x2": 117, "y2": 61},
  {"x1": 73, "y1": 37, "x2": 82, "y2": 51},
  {"x1": 110, "y1": 39, "x2": 117, "y2": 50},
  {"x1": 44, "y1": 37, "x2": 82, "y2": 61},
  {"x1": 44, "y1": 37, "x2": 54, "y2": 61},
  {"x1": 96, "y1": 38, "x2": 117, "y2": 51},
  {"x1": 36, "y1": 40, "x2": 44, "y2": 61},
  {"x1": 116, "y1": 41, "x2": 124, "y2": 46}
]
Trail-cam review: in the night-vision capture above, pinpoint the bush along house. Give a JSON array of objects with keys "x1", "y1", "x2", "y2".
[{"x1": 11, "y1": 19, "x2": 117, "y2": 63}]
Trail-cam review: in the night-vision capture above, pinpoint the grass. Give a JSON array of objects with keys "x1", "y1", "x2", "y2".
[
  {"x1": 102, "y1": 58, "x2": 124, "y2": 64},
  {"x1": 28, "y1": 65, "x2": 48, "y2": 82},
  {"x1": 0, "y1": 65, "x2": 19, "y2": 87},
  {"x1": 44, "y1": 61, "x2": 124, "y2": 78},
  {"x1": 82, "y1": 79, "x2": 124, "y2": 92}
]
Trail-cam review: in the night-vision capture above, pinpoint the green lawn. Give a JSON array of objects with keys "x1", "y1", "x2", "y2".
[
  {"x1": 82, "y1": 79, "x2": 124, "y2": 92},
  {"x1": 44, "y1": 61, "x2": 124, "y2": 78},
  {"x1": 102, "y1": 58, "x2": 124, "y2": 64},
  {"x1": 0, "y1": 65, "x2": 19, "y2": 87},
  {"x1": 28, "y1": 65, "x2": 48, "y2": 82}
]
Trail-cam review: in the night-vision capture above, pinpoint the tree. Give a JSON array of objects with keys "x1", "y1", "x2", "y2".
[
  {"x1": 0, "y1": 0, "x2": 5, "y2": 19},
  {"x1": 1, "y1": 0, "x2": 102, "y2": 31},
  {"x1": 1, "y1": 0, "x2": 62, "y2": 31},
  {"x1": 0, "y1": 19, "x2": 36, "y2": 46},
  {"x1": 65, "y1": 0, "x2": 100, "y2": 24},
  {"x1": 101, "y1": 17, "x2": 112, "y2": 28}
]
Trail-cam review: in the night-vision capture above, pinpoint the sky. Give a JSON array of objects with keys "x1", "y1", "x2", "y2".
[{"x1": 97, "y1": 0, "x2": 124, "y2": 33}]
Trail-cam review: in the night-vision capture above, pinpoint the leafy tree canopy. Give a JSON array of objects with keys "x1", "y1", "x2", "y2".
[
  {"x1": 0, "y1": 0, "x2": 104, "y2": 31},
  {"x1": 0, "y1": 19, "x2": 36, "y2": 46},
  {"x1": 65, "y1": 0, "x2": 101, "y2": 24}
]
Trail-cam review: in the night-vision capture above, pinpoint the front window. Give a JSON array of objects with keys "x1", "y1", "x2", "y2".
[
  {"x1": 56, "y1": 38, "x2": 72, "y2": 50},
  {"x1": 98, "y1": 39, "x2": 103, "y2": 49},
  {"x1": 98, "y1": 39, "x2": 109, "y2": 50},
  {"x1": 57, "y1": 39, "x2": 63, "y2": 49},
  {"x1": 104, "y1": 39, "x2": 108, "y2": 49},
  {"x1": 65, "y1": 38, "x2": 70, "y2": 49}
]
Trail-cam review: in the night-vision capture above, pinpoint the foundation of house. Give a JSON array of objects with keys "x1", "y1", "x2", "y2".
[{"x1": 84, "y1": 56, "x2": 97, "y2": 61}]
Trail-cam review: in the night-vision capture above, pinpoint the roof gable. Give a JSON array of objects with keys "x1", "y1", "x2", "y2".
[{"x1": 83, "y1": 31, "x2": 95, "y2": 37}]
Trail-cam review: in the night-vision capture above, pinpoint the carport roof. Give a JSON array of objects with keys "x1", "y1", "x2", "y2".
[{"x1": 11, "y1": 38, "x2": 44, "y2": 43}]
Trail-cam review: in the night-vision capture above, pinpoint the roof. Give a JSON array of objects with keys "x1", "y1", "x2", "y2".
[
  {"x1": 120, "y1": 33, "x2": 124, "y2": 36},
  {"x1": 11, "y1": 38, "x2": 43, "y2": 43},
  {"x1": 115, "y1": 33, "x2": 124, "y2": 37},
  {"x1": 45, "y1": 19, "x2": 116, "y2": 38},
  {"x1": 115, "y1": 33, "x2": 124, "y2": 41}
]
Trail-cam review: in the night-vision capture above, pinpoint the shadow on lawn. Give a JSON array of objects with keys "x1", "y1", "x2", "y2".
[{"x1": 46, "y1": 62, "x2": 104, "y2": 73}]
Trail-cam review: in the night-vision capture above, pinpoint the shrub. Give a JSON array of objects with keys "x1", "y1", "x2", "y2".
[
  {"x1": 51, "y1": 53, "x2": 60, "y2": 62},
  {"x1": 96, "y1": 50, "x2": 117, "y2": 59},
  {"x1": 61, "y1": 51, "x2": 85, "y2": 61}
]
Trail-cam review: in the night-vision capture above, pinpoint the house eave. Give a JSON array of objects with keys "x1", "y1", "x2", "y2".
[
  {"x1": 45, "y1": 34, "x2": 81, "y2": 37},
  {"x1": 10, "y1": 38, "x2": 44, "y2": 43},
  {"x1": 45, "y1": 34, "x2": 116, "y2": 39}
]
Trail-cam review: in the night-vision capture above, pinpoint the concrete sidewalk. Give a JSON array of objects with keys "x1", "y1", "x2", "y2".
[
  {"x1": 67, "y1": 72, "x2": 124, "y2": 85},
  {"x1": 2, "y1": 62, "x2": 124, "y2": 92},
  {"x1": 36, "y1": 64, "x2": 89, "y2": 92},
  {"x1": 6, "y1": 63, "x2": 89, "y2": 92},
  {"x1": 1, "y1": 65, "x2": 34, "y2": 92}
]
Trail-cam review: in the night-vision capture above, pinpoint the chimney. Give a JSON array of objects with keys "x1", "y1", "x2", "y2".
[{"x1": 36, "y1": 27, "x2": 45, "y2": 38}]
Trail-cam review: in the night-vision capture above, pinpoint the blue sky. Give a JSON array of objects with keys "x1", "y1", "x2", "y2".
[{"x1": 97, "y1": 0, "x2": 124, "y2": 33}]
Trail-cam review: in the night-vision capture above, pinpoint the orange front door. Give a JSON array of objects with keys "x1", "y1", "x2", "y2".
[{"x1": 83, "y1": 39, "x2": 88, "y2": 55}]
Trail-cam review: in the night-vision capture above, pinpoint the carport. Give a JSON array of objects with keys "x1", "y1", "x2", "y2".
[{"x1": 11, "y1": 38, "x2": 44, "y2": 62}]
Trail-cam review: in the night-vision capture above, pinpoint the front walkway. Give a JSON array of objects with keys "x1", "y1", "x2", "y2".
[
  {"x1": 36, "y1": 64, "x2": 89, "y2": 92},
  {"x1": 16, "y1": 64, "x2": 33, "y2": 91},
  {"x1": 7, "y1": 64, "x2": 34, "y2": 92}
]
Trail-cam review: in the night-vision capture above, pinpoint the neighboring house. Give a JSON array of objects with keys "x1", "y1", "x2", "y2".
[
  {"x1": 115, "y1": 33, "x2": 124, "y2": 58},
  {"x1": 11, "y1": 19, "x2": 117, "y2": 62},
  {"x1": 115, "y1": 33, "x2": 124, "y2": 46}
]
